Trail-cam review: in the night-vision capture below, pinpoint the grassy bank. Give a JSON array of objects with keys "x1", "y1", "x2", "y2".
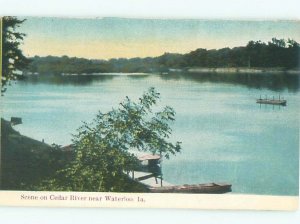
[
  {"x1": 0, "y1": 118, "x2": 149, "y2": 192},
  {"x1": 0, "y1": 118, "x2": 71, "y2": 190}
]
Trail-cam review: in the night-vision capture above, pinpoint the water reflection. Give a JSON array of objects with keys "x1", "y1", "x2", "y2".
[
  {"x1": 160, "y1": 73, "x2": 300, "y2": 92},
  {"x1": 18, "y1": 72, "x2": 300, "y2": 92},
  {"x1": 19, "y1": 74, "x2": 115, "y2": 86}
]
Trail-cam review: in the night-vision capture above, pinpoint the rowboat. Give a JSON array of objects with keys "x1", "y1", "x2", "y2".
[{"x1": 149, "y1": 183, "x2": 232, "y2": 194}]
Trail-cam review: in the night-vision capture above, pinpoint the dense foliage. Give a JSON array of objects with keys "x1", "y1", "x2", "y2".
[
  {"x1": 0, "y1": 119, "x2": 70, "y2": 190},
  {"x1": 1, "y1": 16, "x2": 30, "y2": 93},
  {"x1": 25, "y1": 38, "x2": 300, "y2": 75},
  {"x1": 36, "y1": 88, "x2": 181, "y2": 192}
]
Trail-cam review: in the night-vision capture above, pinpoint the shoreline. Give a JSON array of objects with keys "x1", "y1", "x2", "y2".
[
  {"x1": 185, "y1": 67, "x2": 300, "y2": 75},
  {"x1": 1, "y1": 118, "x2": 232, "y2": 194},
  {"x1": 22, "y1": 67, "x2": 300, "y2": 77}
]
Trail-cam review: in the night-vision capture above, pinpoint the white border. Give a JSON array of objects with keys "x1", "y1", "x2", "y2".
[
  {"x1": 0, "y1": 0, "x2": 299, "y2": 223},
  {"x1": 0, "y1": 0, "x2": 300, "y2": 20},
  {"x1": 0, "y1": 191, "x2": 299, "y2": 211}
]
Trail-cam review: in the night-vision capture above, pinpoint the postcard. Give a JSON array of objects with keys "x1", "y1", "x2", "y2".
[{"x1": 0, "y1": 16, "x2": 299, "y2": 210}]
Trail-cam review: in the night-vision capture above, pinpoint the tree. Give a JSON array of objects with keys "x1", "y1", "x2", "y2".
[
  {"x1": 38, "y1": 88, "x2": 181, "y2": 192},
  {"x1": 246, "y1": 38, "x2": 300, "y2": 69},
  {"x1": 1, "y1": 16, "x2": 30, "y2": 93}
]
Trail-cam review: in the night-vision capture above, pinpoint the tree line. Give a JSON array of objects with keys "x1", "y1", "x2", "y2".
[{"x1": 24, "y1": 38, "x2": 300, "y2": 75}]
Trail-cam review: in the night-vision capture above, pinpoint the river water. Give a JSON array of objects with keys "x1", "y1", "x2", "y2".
[{"x1": 1, "y1": 73, "x2": 299, "y2": 195}]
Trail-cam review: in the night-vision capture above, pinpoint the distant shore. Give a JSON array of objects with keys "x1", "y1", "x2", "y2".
[
  {"x1": 23, "y1": 67, "x2": 300, "y2": 77},
  {"x1": 184, "y1": 67, "x2": 300, "y2": 75}
]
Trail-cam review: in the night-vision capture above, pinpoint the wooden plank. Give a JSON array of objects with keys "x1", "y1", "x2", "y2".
[
  {"x1": 135, "y1": 173, "x2": 156, "y2": 181},
  {"x1": 138, "y1": 154, "x2": 161, "y2": 161}
]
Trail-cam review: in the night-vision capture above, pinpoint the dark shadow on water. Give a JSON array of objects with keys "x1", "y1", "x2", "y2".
[
  {"x1": 18, "y1": 74, "x2": 116, "y2": 86},
  {"x1": 127, "y1": 74, "x2": 152, "y2": 79},
  {"x1": 18, "y1": 73, "x2": 300, "y2": 92}
]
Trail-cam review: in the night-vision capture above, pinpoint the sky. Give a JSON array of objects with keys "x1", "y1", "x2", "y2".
[{"x1": 18, "y1": 17, "x2": 300, "y2": 60}]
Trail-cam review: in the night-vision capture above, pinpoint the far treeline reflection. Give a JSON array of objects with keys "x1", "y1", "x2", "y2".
[{"x1": 20, "y1": 73, "x2": 300, "y2": 93}]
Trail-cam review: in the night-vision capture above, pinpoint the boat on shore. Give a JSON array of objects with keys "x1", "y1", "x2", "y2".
[{"x1": 149, "y1": 183, "x2": 232, "y2": 194}]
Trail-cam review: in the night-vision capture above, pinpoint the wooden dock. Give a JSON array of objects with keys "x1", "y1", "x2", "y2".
[
  {"x1": 127, "y1": 153, "x2": 232, "y2": 193},
  {"x1": 131, "y1": 171, "x2": 172, "y2": 187},
  {"x1": 129, "y1": 171, "x2": 232, "y2": 193}
]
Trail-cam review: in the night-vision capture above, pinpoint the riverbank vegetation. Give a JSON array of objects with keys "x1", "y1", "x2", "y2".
[
  {"x1": 1, "y1": 88, "x2": 181, "y2": 192},
  {"x1": 1, "y1": 17, "x2": 30, "y2": 93},
  {"x1": 0, "y1": 118, "x2": 70, "y2": 190},
  {"x1": 25, "y1": 38, "x2": 300, "y2": 75}
]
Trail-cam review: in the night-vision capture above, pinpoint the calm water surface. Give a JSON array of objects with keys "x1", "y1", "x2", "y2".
[{"x1": 2, "y1": 73, "x2": 299, "y2": 195}]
